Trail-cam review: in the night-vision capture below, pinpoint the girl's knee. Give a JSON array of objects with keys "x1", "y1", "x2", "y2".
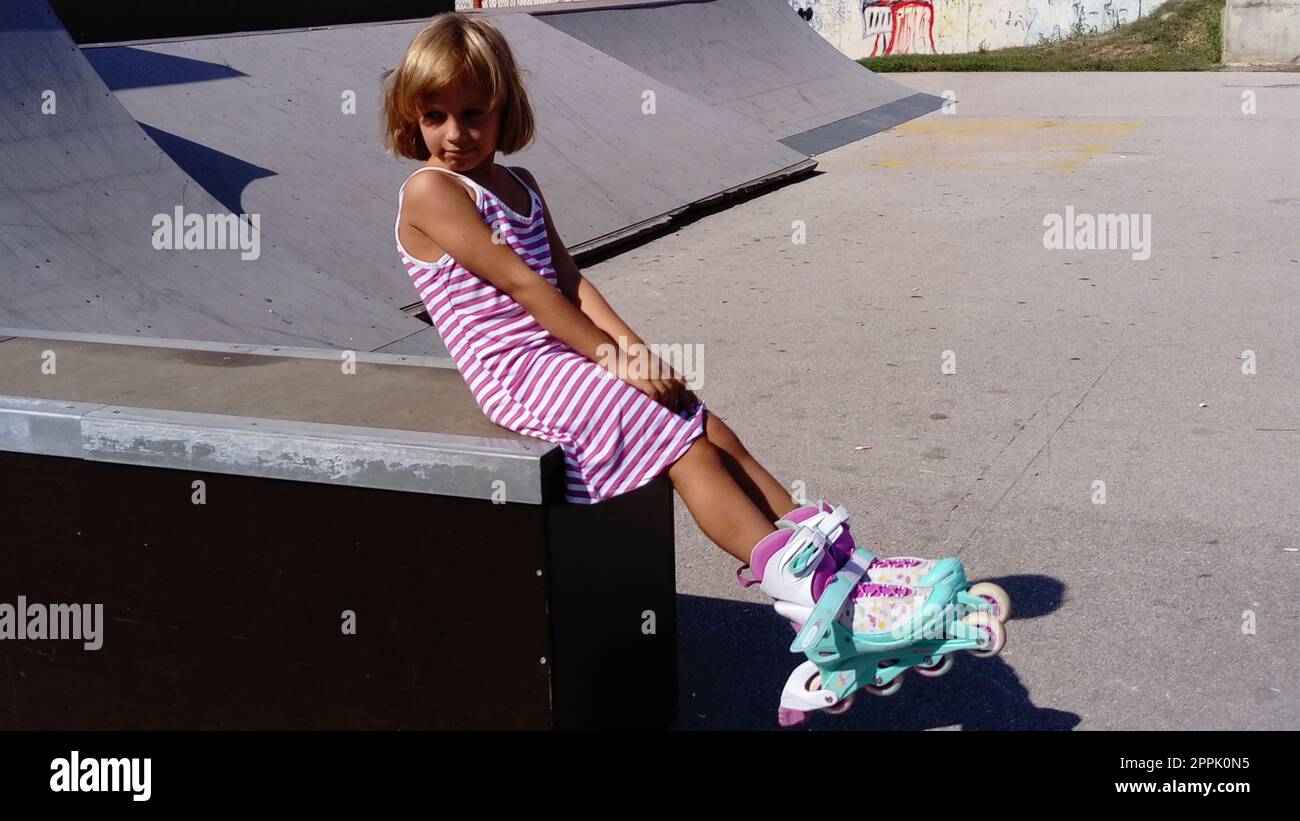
[
  {"x1": 704, "y1": 412, "x2": 747, "y2": 456},
  {"x1": 668, "y1": 435, "x2": 718, "y2": 478}
]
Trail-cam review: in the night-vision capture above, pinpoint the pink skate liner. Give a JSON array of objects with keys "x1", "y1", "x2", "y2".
[
  {"x1": 783, "y1": 501, "x2": 856, "y2": 563},
  {"x1": 851, "y1": 581, "x2": 915, "y2": 599},
  {"x1": 868, "y1": 558, "x2": 924, "y2": 569},
  {"x1": 741, "y1": 528, "x2": 841, "y2": 600}
]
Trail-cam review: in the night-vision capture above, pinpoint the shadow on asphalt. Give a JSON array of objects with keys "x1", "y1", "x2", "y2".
[{"x1": 673, "y1": 574, "x2": 1076, "y2": 730}]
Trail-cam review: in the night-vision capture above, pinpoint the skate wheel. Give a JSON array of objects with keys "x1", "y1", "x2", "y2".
[
  {"x1": 826, "y1": 693, "x2": 856, "y2": 715},
  {"x1": 962, "y1": 610, "x2": 1006, "y2": 658},
  {"x1": 916, "y1": 654, "x2": 954, "y2": 677},
  {"x1": 864, "y1": 674, "x2": 903, "y2": 696},
  {"x1": 806, "y1": 672, "x2": 854, "y2": 715},
  {"x1": 968, "y1": 582, "x2": 1012, "y2": 622}
]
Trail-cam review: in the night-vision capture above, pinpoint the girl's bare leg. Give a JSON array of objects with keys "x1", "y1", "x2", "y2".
[
  {"x1": 666, "y1": 436, "x2": 775, "y2": 563},
  {"x1": 699, "y1": 412, "x2": 800, "y2": 523}
]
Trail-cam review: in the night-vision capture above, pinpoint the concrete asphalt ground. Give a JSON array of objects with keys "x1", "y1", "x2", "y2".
[{"x1": 584, "y1": 72, "x2": 1299, "y2": 730}]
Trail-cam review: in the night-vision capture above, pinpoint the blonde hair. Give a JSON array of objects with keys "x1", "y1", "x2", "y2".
[{"x1": 380, "y1": 12, "x2": 536, "y2": 160}]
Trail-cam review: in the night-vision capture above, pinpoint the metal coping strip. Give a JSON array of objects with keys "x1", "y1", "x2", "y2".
[
  {"x1": 0, "y1": 395, "x2": 558, "y2": 504},
  {"x1": 0, "y1": 327, "x2": 454, "y2": 369}
]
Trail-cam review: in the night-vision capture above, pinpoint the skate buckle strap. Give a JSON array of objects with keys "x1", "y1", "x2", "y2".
[
  {"x1": 737, "y1": 526, "x2": 830, "y2": 588},
  {"x1": 790, "y1": 546, "x2": 877, "y2": 654},
  {"x1": 785, "y1": 526, "x2": 828, "y2": 577},
  {"x1": 736, "y1": 564, "x2": 759, "y2": 588},
  {"x1": 803, "y1": 503, "x2": 851, "y2": 542},
  {"x1": 823, "y1": 504, "x2": 851, "y2": 532}
]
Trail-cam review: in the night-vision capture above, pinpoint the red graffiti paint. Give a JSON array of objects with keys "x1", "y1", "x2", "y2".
[{"x1": 862, "y1": 0, "x2": 937, "y2": 56}]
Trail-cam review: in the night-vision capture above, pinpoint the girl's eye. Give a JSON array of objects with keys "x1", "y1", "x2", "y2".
[{"x1": 422, "y1": 111, "x2": 481, "y2": 123}]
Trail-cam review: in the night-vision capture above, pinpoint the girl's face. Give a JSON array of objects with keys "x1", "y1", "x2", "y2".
[{"x1": 417, "y1": 84, "x2": 500, "y2": 171}]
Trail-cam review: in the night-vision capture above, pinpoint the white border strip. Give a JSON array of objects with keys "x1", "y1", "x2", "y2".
[
  {"x1": 0, "y1": 396, "x2": 558, "y2": 504},
  {"x1": 0, "y1": 327, "x2": 455, "y2": 369}
]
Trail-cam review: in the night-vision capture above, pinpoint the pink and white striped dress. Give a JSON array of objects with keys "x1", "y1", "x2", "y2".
[{"x1": 395, "y1": 165, "x2": 706, "y2": 504}]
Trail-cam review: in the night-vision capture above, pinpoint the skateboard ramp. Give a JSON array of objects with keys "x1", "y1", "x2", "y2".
[
  {"x1": 85, "y1": 12, "x2": 814, "y2": 318},
  {"x1": 533, "y1": 0, "x2": 945, "y2": 155},
  {"x1": 3, "y1": 0, "x2": 939, "y2": 354},
  {"x1": 0, "y1": 0, "x2": 430, "y2": 350}
]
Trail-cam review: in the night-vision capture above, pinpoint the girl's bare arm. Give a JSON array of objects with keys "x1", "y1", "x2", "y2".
[
  {"x1": 516, "y1": 168, "x2": 693, "y2": 408},
  {"x1": 516, "y1": 168, "x2": 648, "y2": 352},
  {"x1": 573, "y1": 277, "x2": 650, "y2": 351},
  {"x1": 401, "y1": 170, "x2": 619, "y2": 366}
]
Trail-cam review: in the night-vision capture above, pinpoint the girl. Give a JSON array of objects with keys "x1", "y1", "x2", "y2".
[{"x1": 379, "y1": 13, "x2": 999, "y2": 723}]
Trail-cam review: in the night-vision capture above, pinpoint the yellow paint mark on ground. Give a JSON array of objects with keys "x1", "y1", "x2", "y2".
[{"x1": 847, "y1": 120, "x2": 1142, "y2": 174}]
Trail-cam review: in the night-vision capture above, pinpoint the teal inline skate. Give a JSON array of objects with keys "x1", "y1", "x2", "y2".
[{"x1": 740, "y1": 501, "x2": 1011, "y2": 727}]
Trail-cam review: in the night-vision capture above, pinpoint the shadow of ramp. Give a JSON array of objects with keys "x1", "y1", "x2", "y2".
[
  {"x1": 86, "y1": 11, "x2": 816, "y2": 312},
  {"x1": 85, "y1": 45, "x2": 243, "y2": 90},
  {"x1": 138, "y1": 123, "x2": 275, "y2": 215},
  {"x1": 674, "y1": 574, "x2": 1076, "y2": 731},
  {"x1": 0, "y1": 0, "x2": 426, "y2": 349}
]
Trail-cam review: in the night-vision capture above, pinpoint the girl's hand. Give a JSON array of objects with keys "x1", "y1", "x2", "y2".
[
  {"x1": 645, "y1": 353, "x2": 691, "y2": 411},
  {"x1": 657, "y1": 375, "x2": 697, "y2": 414},
  {"x1": 660, "y1": 369, "x2": 701, "y2": 416},
  {"x1": 678, "y1": 387, "x2": 700, "y2": 416},
  {"x1": 602, "y1": 346, "x2": 698, "y2": 413},
  {"x1": 636, "y1": 374, "x2": 698, "y2": 415},
  {"x1": 625, "y1": 375, "x2": 678, "y2": 409}
]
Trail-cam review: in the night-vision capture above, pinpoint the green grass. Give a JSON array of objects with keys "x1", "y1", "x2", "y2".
[{"x1": 862, "y1": 0, "x2": 1225, "y2": 72}]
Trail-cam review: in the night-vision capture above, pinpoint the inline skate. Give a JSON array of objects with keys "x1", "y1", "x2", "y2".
[{"x1": 739, "y1": 501, "x2": 1011, "y2": 727}]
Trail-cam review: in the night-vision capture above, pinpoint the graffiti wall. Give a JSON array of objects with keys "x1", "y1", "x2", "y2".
[{"x1": 788, "y1": 0, "x2": 1169, "y2": 57}]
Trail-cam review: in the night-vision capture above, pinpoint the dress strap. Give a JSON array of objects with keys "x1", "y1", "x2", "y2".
[
  {"x1": 395, "y1": 167, "x2": 482, "y2": 265},
  {"x1": 398, "y1": 165, "x2": 535, "y2": 220},
  {"x1": 500, "y1": 166, "x2": 540, "y2": 220},
  {"x1": 399, "y1": 166, "x2": 481, "y2": 209}
]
